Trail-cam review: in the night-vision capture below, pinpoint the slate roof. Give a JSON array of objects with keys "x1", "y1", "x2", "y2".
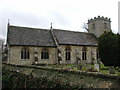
[
  {"x1": 7, "y1": 25, "x2": 56, "y2": 47},
  {"x1": 7, "y1": 25, "x2": 98, "y2": 47},
  {"x1": 53, "y1": 29, "x2": 98, "y2": 46}
]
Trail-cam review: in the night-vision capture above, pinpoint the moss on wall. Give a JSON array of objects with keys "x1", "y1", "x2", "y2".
[{"x1": 2, "y1": 63, "x2": 120, "y2": 89}]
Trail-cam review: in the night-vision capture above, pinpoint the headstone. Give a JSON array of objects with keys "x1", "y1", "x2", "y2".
[
  {"x1": 109, "y1": 66, "x2": 115, "y2": 74},
  {"x1": 77, "y1": 65, "x2": 82, "y2": 70},
  {"x1": 94, "y1": 64, "x2": 99, "y2": 72},
  {"x1": 79, "y1": 65, "x2": 82, "y2": 70}
]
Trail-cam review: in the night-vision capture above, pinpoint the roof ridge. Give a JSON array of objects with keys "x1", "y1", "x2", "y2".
[
  {"x1": 9, "y1": 25, "x2": 95, "y2": 36},
  {"x1": 9, "y1": 25, "x2": 50, "y2": 31},
  {"x1": 53, "y1": 29, "x2": 95, "y2": 35}
]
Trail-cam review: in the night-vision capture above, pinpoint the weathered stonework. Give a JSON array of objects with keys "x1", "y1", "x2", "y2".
[
  {"x1": 6, "y1": 45, "x2": 97, "y2": 65},
  {"x1": 3, "y1": 63, "x2": 119, "y2": 88},
  {"x1": 88, "y1": 16, "x2": 111, "y2": 37},
  {"x1": 58, "y1": 45, "x2": 97, "y2": 64},
  {"x1": 5, "y1": 16, "x2": 112, "y2": 65},
  {"x1": 7, "y1": 46, "x2": 57, "y2": 65}
]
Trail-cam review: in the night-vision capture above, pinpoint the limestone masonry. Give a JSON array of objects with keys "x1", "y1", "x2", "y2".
[{"x1": 5, "y1": 16, "x2": 111, "y2": 65}]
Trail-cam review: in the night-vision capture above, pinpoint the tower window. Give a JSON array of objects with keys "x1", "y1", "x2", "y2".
[
  {"x1": 82, "y1": 47, "x2": 87, "y2": 60},
  {"x1": 41, "y1": 48, "x2": 49, "y2": 59},
  {"x1": 65, "y1": 46, "x2": 71, "y2": 60},
  {"x1": 104, "y1": 22, "x2": 107, "y2": 29},
  {"x1": 21, "y1": 48, "x2": 30, "y2": 59},
  {"x1": 92, "y1": 23, "x2": 95, "y2": 29}
]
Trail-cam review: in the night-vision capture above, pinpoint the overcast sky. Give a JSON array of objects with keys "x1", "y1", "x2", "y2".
[{"x1": 0, "y1": 0, "x2": 119, "y2": 39}]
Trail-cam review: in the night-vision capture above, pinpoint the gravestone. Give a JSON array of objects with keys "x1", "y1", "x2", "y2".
[
  {"x1": 94, "y1": 64, "x2": 99, "y2": 72},
  {"x1": 109, "y1": 66, "x2": 115, "y2": 74},
  {"x1": 77, "y1": 65, "x2": 82, "y2": 70}
]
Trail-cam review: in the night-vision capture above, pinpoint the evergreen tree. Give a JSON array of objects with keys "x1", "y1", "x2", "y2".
[
  {"x1": 98, "y1": 31, "x2": 118, "y2": 67},
  {"x1": 117, "y1": 33, "x2": 120, "y2": 67}
]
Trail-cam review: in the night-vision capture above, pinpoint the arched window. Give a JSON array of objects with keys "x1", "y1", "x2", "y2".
[
  {"x1": 21, "y1": 48, "x2": 30, "y2": 59},
  {"x1": 65, "y1": 46, "x2": 71, "y2": 60},
  {"x1": 96, "y1": 49, "x2": 99, "y2": 59},
  {"x1": 82, "y1": 47, "x2": 87, "y2": 60},
  {"x1": 41, "y1": 48, "x2": 49, "y2": 59}
]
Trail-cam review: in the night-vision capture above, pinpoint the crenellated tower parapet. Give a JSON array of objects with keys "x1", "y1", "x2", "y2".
[
  {"x1": 88, "y1": 16, "x2": 111, "y2": 24},
  {"x1": 88, "y1": 16, "x2": 111, "y2": 38}
]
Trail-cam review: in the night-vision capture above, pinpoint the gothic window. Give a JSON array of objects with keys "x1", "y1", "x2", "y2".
[
  {"x1": 82, "y1": 47, "x2": 87, "y2": 60},
  {"x1": 96, "y1": 49, "x2": 99, "y2": 59},
  {"x1": 41, "y1": 48, "x2": 49, "y2": 59},
  {"x1": 21, "y1": 48, "x2": 30, "y2": 59},
  {"x1": 104, "y1": 22, "x2": 107, "y2": 29},
  {"x1": 92, "y1": 23, "x2": 95, "y2": 29},
  {"x1": 65, "y1": 46, "x2": 71, "y2": 60}
]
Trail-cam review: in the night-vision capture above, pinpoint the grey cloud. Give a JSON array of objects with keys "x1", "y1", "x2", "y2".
[
  {"x1": 50, "y1": 12, "x2": 71, "y2": 27},
  {"x1": 7, "y1": 10, "x2": 49, "y2": 27},
  {"x1": 0, "y1": 10, "x2": 72, "y2": 39},
  {"x1": 0, "y1": 9, "x2": 51, "y2": 39}
]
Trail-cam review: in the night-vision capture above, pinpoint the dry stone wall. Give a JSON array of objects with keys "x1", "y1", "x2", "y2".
[{"x1": 2, "y1": 63, "x2": 120, "y2": 88}]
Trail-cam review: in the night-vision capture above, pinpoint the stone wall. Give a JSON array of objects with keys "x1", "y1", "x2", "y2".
[
  {"x1": 2, "y1": 63, "x2": 120, "y2": 88},
  {"x1": 88, "y1": 16, "x2": 111, "y2": 38},
  {"x1": 7, "y1": 45, "x2": 97, "y2": 65},
  {"x1": 58, "y1": 45, "x2": 97, "y2": 64},
  {"x1": 7, "y1": 46, "x2": 57, "y2": 65}
]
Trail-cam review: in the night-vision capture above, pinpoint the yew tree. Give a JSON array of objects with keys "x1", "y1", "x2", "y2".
[
  {"x1": 117, "y1": 33, "x2": 120, "y2": 67},
  {"x1": 98, "y1": 31, "x2": 119, "y2": 67}
]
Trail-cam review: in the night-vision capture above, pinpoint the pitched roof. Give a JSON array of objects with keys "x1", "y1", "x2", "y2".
[
  {"x1": 7, "y1": 25, "x2": 56, "y2": 47},
  {"x1": 7, "y1": 25, "x2": 98, "y2": 47},
  {"x1": 53, "y1": 29, "x2": 98, "y2": 46}
]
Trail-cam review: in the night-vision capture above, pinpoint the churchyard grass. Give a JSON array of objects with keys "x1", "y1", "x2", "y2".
[{"x1": 47, "y1": 64, "x2": 120, "y2": 75}]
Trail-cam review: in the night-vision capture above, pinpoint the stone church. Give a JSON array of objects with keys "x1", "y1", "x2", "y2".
[{"x1": 5, "y1": 16, "x2": 111, "y2": 65}]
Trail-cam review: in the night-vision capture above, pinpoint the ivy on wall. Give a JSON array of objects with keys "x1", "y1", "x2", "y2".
[{"x1": 2, "y1": 68, "x2": 84, "y2": 89}]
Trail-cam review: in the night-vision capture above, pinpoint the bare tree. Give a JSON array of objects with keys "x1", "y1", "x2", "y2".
[{"x1": 82, "y1": 22, "x2": 89, "y2": 32}]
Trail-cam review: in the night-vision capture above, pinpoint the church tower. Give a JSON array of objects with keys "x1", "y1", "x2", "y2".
[{"x1": 88, "y1": 16, "x2": 111, "y2": 38}]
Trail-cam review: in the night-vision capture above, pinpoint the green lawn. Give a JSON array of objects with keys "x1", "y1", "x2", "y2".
[{"x1": 46, "y1": 64, "x2": 120, "y2": 76}]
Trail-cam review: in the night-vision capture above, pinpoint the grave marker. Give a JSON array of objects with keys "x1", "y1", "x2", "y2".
[{"x1": 94, "y1": 64, "x2": 99, "y2": 72}]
